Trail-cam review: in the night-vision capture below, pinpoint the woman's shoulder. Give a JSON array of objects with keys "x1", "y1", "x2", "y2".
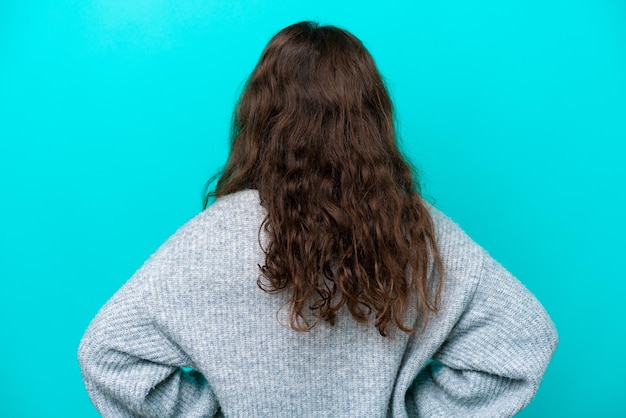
[
  {"x1": 423, "y1": 202, "x2": 492, "y2": 312},
  {"x1": 425, "y1": 202, "x2": 487, "y2": 265},
  {"x1": 180, "y1": 189, "x2": 264, "y2": 235},
  {"x1": 208, "y1": 188, "x2": 261, "y2": 211},
  {"x1": 139, "y1": 189, "x2": 264, "y2": 268},
  {"x1": 199, "y1": 189, "x2": 262, "y2": 221}
]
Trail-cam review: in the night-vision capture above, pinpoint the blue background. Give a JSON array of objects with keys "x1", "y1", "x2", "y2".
[{"x1": 1, "y1": 1, "x2": 624, "y2": 416}]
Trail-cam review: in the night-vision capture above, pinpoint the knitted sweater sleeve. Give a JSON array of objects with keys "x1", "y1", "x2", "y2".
[
  {"x1": 406, "y1": 208, "x2": 558, "y2": 417},
  {"x1": 77, "y1": 253, "x2": 219, "y2": 417},
  {"x1": 408, "y1": 243, "x2": 559, "y2": 417}
]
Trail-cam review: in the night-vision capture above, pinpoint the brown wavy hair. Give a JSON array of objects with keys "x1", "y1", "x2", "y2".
[{"x1": 204, "y1": 21, "x2": 444, "y2": 336}]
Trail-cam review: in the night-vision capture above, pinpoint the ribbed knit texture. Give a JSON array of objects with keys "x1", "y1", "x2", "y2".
[{"x1": 78, "y1": 189, "x2": 558, "y2": 417}]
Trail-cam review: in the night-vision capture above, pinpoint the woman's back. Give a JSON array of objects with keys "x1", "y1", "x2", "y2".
[{"x1": 78, "y1": 189, "x2": 557, "y2": 417}]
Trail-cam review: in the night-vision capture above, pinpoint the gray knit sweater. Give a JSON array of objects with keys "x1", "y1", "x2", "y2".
[{"x1": 78, "y1": 189, "x2": 558, "y2": 417}]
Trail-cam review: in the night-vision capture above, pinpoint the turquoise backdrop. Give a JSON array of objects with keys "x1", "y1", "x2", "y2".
[{"x1": 1, "y1": 1, "x2": 624, "y2": 416}]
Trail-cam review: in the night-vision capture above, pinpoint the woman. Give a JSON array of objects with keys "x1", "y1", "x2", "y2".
[{"x1": 78, "y1": 21, "x2": 558, "y2": 417}]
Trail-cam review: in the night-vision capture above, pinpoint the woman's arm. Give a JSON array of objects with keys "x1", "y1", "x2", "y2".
[
  {"x1": 78, "y1": 275, "x2": 219, "y2": 417},
  {"x1": 407, "y1": 253, "x2": 558, "y2": 417}
]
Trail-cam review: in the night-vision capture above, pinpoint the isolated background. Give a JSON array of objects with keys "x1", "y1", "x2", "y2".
[{"x1": 1, "y1": 0, "x2": 624, "y2": 416}]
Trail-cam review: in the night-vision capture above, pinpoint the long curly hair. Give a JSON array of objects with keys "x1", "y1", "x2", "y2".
[{"x1": 204, "y1": 21, "x2": 444, "y2": 336}]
